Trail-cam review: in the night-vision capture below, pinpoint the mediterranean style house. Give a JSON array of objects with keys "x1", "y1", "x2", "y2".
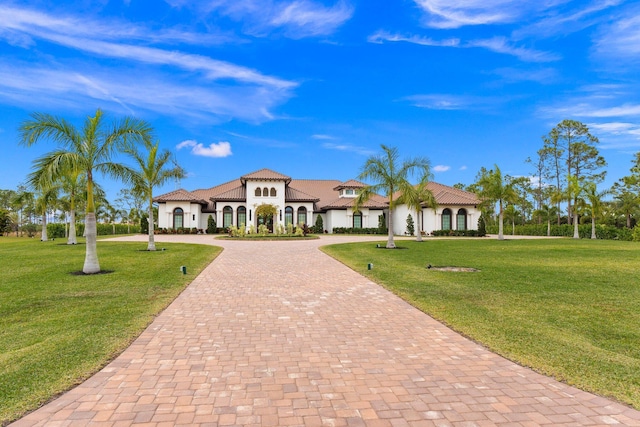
[{"x1": 153, "y1": 168, "x2": 481, "y2": 235}]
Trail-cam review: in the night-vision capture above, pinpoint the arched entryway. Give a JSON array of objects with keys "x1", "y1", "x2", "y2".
[{"x1": 173, "y1": 208, "x2": 184, "y2": 229}]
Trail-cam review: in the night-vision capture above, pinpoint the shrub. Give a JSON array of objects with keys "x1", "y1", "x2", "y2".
[
  {"x1": 485, "y1": 224, "x2": 634, "y2": 240},
  {"x1": 286, "y1": 223, "x2": 294, "y2": 235},
  {"x1": 378, "y1": 214, "x2": 388, "y2": 234},
  {"x1": 46, "y1": 223, "x2": 66, "y2": 238},
  {"x1": 207, "y1": 215, "x2": 216, "y2": 234},
  {"x1": 477, "y1": 214, "x2": 486, "y2": 237},
  {"x1": 140, "y1": 214, "x2": 149, "y2": 235},
  {"x1": 313, "y1": 215, "x2": 324, "y2": 234},
  {"x1": 332, "y1": 227, "x2": 386, "y2": 235},
  {"x1": 258, "y1": 224, "x2": 269, "y2": 236},
  {"x1": 406, "y1": 214, "x2": 415, "y2": 236},
  {"x1": 431, "y1": 229, "x2": 481, "y2": 237}
]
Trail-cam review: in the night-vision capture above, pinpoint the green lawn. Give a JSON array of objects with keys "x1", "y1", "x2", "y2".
[
  {"x1": 321, "y1": 238, "x2": 640, "y2": 409},
  {"x1": 0, "y1": 237, "x2": 221, "y2": 425}
]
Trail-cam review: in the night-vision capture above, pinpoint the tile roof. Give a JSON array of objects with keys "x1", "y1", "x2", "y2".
[
  {"x1": 285, "y1": 186, "x2": 319, "y2": 202},
  {"x1": 153, "y1": 188, "x2": 208, "y2": 204},
  {"x1": 426, "y1": 182, "x2": 480, "y2": 206},
  {"x1": 212, "y1": 185, "x2": 246, "y2": 201},
  {"x1": 391, "y1": 182, "x2": 480, "y2": 206},
  {"x1": 154, "y1": 171, "x2": 479, "y2": 212},
  {"x1": 240, "y1": 168, "x2": 291, "y2": 183},
  {"x1": 333, "y1": 179, "x2": 366, "y2": 191}
]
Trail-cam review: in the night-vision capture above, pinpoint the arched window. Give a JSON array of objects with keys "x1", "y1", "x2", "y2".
[
  {"x1": 237, "y1": 206, "x2": 247, "y2": 227},
  {"x1": 173, "y1": 208, "x2": 184, "y2": 229},
  {"x1": 297, "y1": 206, "x2": 307, "y2": 226},
  {"x1": 255, "y1": 187, "x2": 261, "y2": 197},
  {"x1": 441, "y1": 208, "x2": 452, "y2": 231},
  {"x1": 263, "y1": 187, "x2": 269, "y2": 197},
  {"x1": 456, "y1": 208, "x2": 467, "y2": 230},
  {"x1": 353, "y1": 211, "x2": 362, "y2": 228},
  {"x1": 270, "y1": 187, "x2": 277, "y2": 197},
  {"x1": 285, "y1": 206, "x2": 293, "y2": 226},
  {"x1": 223, "y1": 206, "x2": 233, "y2": 228}
]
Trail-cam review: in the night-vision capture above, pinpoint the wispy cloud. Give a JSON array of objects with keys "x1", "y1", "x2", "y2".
[
  {"x1": 0, "y1": 5, "x2": 297, "y2": 122},
  {"x1": 368, "y1": 30, "x2": 459, "y2": 47},
  {"x1": 593, "y1": 9, "x2": 640, "y2": 64},
  {"x1": 311, "y1": 134, "x2": 336, "y2": 140},
  {"x1": 177, "y1": 140, "x2": 233, "y2": 158},
  {"x1": 322, "y1": 142, "x2": 375, "y2": 156},
  {"x1": 489, "y1": 67, "x2": 558, "y2": 84},
  {"x1": 165, "y1": 0, "x2": 353, "y2": 39},
  {"x1": 370, "y1": 32, "x2": 558, "y2": 62},
  {"x1": 270, "y1": 1, "x2": 353, "y2": 38},
  {"x1": 467, "y1": 37, "x2": 560, "y2": 62},
  {"x1": 433, "y1": 165, "x2": 450, "y2": 172}
]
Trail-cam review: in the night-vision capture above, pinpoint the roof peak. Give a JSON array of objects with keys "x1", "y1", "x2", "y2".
[{"x1": 240, "y1": 168, "x2": 291, "y2": 183}]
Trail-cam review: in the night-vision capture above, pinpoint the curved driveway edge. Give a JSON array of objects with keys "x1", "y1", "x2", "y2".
[{"x1": 12, "y1": 235, "x2": 640, "y2": 426}]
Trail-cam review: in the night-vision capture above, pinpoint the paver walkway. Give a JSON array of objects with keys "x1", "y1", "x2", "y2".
[{"x1": 12, "y1": 235, "x2": 640, "y2": 426}]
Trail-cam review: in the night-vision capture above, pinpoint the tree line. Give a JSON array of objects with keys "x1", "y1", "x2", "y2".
[{"x1": 469, "y1": 119, "x2": 639, "y2": 240}]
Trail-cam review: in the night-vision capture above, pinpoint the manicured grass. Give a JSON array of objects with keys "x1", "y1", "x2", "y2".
[
  {"x1": 321, "y1": 238, "x2": 640, "y2": 409},
  {"x1": 0, "y1": 237, "x2": 221, "y2": 424}
]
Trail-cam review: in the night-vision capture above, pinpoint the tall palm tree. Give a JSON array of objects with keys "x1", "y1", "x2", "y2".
[
  {"x1": 122, "y1": 140, "x2": 185, "y2": 251},
  {"x1": 354, "y1": 145, "x2": 431, "y2": 249},
  {"x1": 400, "y1": 177, "x2": 436, "y2": 242},
  {"x1": 19, "y1": 109, "x2": 153, "y2": 274},
  {"x1": 533, "y1": 204, "x2": 559, "y2": 237},
  {"x1": 475, "y1": 165, "x2": 517, "y2": 240},
  {"x1": 32, "y1": 184, "x2": 59, "y2": 242}
]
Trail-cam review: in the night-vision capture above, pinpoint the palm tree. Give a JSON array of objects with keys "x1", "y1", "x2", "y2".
[
  {"x1": 581, "y1": 183, "x2": 610, "y2": 239},
  {"x1": 20, "y1": 109, "x2": 153, "y2": 274},
  {"x1": 354, "y1": 145, "x2": 431, "y2": 249},
  {"x1": 122, "y1": 140, "x2": 185, "y2": 251},
  {"x1": 32, "y1": 184, "x2": 59, "y2": 242},
  {"x1": 59, "y1": 169, "x2": 84, "y2": 244},
  {"x1": 533, "y1": 204, "x2": 559, "y2": 237},
  {"x1": 475, "y1": 165, "x2": 517, "y2": 240},
  {"x1": 400, "y1": 177, "x2": 436, "y2": 242}
]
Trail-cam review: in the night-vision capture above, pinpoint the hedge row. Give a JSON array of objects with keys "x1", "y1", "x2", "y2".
[
  {"x1": 46, "y1": 223, "x2": 141, "y2": 238},
  {"x1": 431, "y1": 229, "x2": 485, "y2": 237},
  {"x1": 332, "y1": 227, "x2": 387, "y2": 235},
  {"x1": 486, "y1": 224, "x2": 634, "y2": 241}
]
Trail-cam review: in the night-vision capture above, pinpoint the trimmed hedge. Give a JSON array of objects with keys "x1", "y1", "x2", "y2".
[
  {"x1": 47, "y1": 223, "x2": 141, "y2": 237},
  {"x1": 332, "y1": 227, "x2": 387, "y2": 235},
  {"x1": 486, "y1": 224, "x2": 634, "y2": 241},
  {"x1": 431, "y1": 229, "x2": 483, "y2": 237}
]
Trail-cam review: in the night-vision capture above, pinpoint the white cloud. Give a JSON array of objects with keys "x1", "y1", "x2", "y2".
[
  {"x1": 594, "y1": 11, "x2": 640, "y2": 63},
  {"x1": 459, "y1": 165, "x2": 468, "y2": 171},
  {"x1": 367, "y1": 30, "x2": 459, "y2": 47},
  {"x1": 369, "y1": 32, "x2": 558, "y2": 62},
  {"x1": 433, "y1": 165, "x2": 450, "y2": 172},
  {"x1": 467, "y1": 37, "x2": 560, "y2": 62},
  {"x1": 164, "y1": 0, "x2": 353, "y2": 38},
  {"x1": 403, "y1": 94, "x2": 475, "y2": 110},
  {"x1": 0, "y1": 5, "x2": 297, "y2": 122},
  {"x1": 311, "y1": 134, "x2": 336, "y2": 140},
  {"x1": 177, "y1": 140, "x2": 233, "y2": 158},
  {"x1": 322, "y1": 142, "x2": 375, "y2": 156},
  {"x1": 0, "y1": 63, "x2": 289, "y2": 122},
  {"x1": 270, "y1": 1, "x2": 353, "y2": 38}
]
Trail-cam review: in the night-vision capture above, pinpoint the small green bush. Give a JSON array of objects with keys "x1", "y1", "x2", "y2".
[
  {"x1": 46, "y1": 223, "x2": 66, "y2": 238},
  {"x1": 332, "y1": 227, "x2": 386, "y2": 235}
]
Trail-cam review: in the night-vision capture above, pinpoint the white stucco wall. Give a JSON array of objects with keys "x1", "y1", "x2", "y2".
[
  {"x1": 157, "y1": 202, "x2": 204, "y2": 230},
  {"x1": 390, "y1": 205, "x2": 480, "y2": 236}
]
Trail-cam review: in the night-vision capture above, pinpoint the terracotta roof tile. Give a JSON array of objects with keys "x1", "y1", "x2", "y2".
[
  {"x1": 333, "y1": 179, "x2": 366, "y2": 190},
  {"x1": 391, "y1": 182, "x2": 479, "y2": 206},
  {"x1": 285, "y1": 186, "x2": 319, "y2": 202},
  {"x1": 153, "y1": 188, "x2": 208, "y2": 204},
  {"x1": 241, "y1": 168, "x2": 291, "y2": 183},
  {"x1": 213, "y1": 185, "x2": 246, "y2": 201}
]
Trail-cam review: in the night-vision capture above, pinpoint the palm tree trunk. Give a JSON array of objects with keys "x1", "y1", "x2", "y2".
[
  {"x1": 147, "y1": 199, "x2": 156, "y2": 251},
  {"x1": 68, "y1": 209, "x2": 77, "y2": 244},
  {"x1": 41, "y1": 213, "x2": 48, "y2": 241},
  {"x1": 547, "y1": 219, "x2": 551, "y2": 237},
  {"x1": 573, "y1": 211, "x2": 579, "y2": 239},
  {"x1": 591, "y1": 217, "x2": 596, "y2": 239},
  {"x1": 415, "y1": 209, "x2": 423, "y2": 242},
  {"x1": 386, "y1": 209, "x2": 395, "y2": 248},
  {"x1": 498, "y1": 201, "x2": 504, "y2": 240},
  {"x1": 83, "y1": 212, "x2": 101, "y2": 274}
]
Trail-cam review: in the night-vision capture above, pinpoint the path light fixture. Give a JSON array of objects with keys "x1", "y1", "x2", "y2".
[{"x1": 180, "y1": 266, "x2": 186, "y2": 274}]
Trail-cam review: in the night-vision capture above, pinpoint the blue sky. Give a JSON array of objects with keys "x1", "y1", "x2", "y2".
[{"x1": 1, "y1": 0, "x2": 639, "y2": 201}]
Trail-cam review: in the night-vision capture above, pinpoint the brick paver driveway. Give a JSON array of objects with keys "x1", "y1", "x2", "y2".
[{"x1": 13, "y1": 235, "x2": 640, "y2": 426}]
